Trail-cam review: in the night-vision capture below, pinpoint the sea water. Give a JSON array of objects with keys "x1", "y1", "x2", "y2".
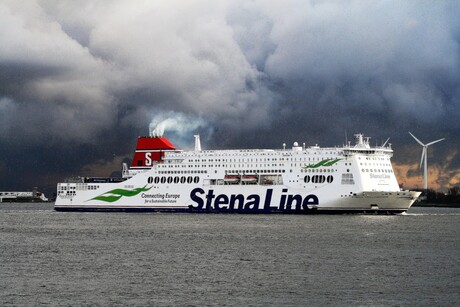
[{"x1": 0, "y1": 203, "x2": 459, "y2": 306}]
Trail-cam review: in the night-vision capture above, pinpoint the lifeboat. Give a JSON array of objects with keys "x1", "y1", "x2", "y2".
[
  {"x1": 241, "y1": 175, "x2": 258, "y2": 184},
  {"x1": 224, "y1": 175, "x2": 240, "y2": 184}
]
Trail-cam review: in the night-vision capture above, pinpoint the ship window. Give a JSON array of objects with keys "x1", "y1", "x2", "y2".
[
  {"x1": 194, "y1": 176, "x2": 199, "y2": 183},
  {"x1": 180, "y1": 177, "x2": 186, "y2": 183},
  {"x1": 167, "y1": 177, "x2": 173, "y2": 184},
  {"x1": 187, "y1": 177, "x2": 193, "y2": 183},
  {"x1": 160, "y1": 177, "x2": 166, "y2": 184},
  {"x1": 341, "y1": 173, "x2": 355, "y2": 185},
  {"x1": 154, "y1": 177, "x2": 160, "y2": 184},
  {"x1": 174, "y1": 177, "x2": 179, "y2": 184},
  {"x1": 304, "y1": 175, "x2": 310, "y2": 183}
]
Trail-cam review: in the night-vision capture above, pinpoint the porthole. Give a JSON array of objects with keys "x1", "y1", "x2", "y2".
[
  {"x1": 304, "y1": 175, "x2": 310, "y2": 183},
  {"x1": 167, "y1": 177, "x2": 173, "y2": 184},
  {"x1": 154, "y1": 177, "x2": 160, "y2": 184},
  {"x1": 327, "y1": 175, "x2": 333, "y2": 183},
  {"x1": 147, "y1": 177, "x2": 153, "y2": 184},
  {"x1": 160, "y1": 177, "x2": 166, "y2": 184},
  {"x1": 187, "y1": 177, "x2": 193, "y2": 184},
  {"x1": 174, "y1": 177, "x2": 179, "y2": 184},
  {"x1": 194, "y1": 176, "x2": 199, "y2": 183}
]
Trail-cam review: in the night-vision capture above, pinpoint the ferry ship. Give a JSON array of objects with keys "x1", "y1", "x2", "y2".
[
  {"x1": 1, "y1": 188, "x2": 49, "y2": 203},
  {"x1": 55, "y1": 129, "x2": 420, "y2": 213}
]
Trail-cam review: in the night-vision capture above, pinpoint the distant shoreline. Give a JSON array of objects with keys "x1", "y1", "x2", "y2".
[{"x1": 413, "y1": 203, "x2": 460, "y2": 208}]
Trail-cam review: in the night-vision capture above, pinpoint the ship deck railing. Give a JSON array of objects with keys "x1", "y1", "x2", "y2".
[{"x1": 64, "y1": 177, "x2": 127, "y2": 183}]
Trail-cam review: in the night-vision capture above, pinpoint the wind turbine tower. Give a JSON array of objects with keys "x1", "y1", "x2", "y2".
[{"x1": 409, "y1": 132, "x2": 445, "y2": 191}]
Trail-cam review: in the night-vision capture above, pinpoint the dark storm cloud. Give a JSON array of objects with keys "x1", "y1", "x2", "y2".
[
  {"x1": 263, "y1": 1, "x2": 459, "y2": 130},
  {"x1": 1, "y1": 0, "x2": 459, "y2": 193}
]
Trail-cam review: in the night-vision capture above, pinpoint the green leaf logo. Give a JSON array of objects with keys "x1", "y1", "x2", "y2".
[
  {"x1": 89, "y1": 185, "x2": 152, "y2": 203},
  {"x1": 304, "y1": 158, "x2": 341, "y2": 169}
]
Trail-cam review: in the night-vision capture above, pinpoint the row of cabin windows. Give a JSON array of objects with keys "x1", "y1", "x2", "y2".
[
  {"x1": 302, "y1": 169, "x2": 337, "y2": 173},
  {"x1": 359, "y1": 157, "x2": 390, "y2": 161},
  {"x1": 181, "y1": 150, "x2": 340, "y2": 156},
  {"x1": 159, "y1": 170, "x2": 207, "y2": 174},
  {"x1": 226, "y1": 169, "x2": 286, "y2": 174},
  {"x1": 362, "y1": 169, "x2": 394, "y2": 173},
  {"x1": 360, "y1": 162, "x2": 391, "y2": 166},
  {"x1": 170, "y1": 155, "x2": 338, "y2": 164},
  {"x1": 148, "y1": 176, "x2": 200, "y2": 184},
  {"x1": 162, "y1": 163, "x2": 287, "y2": 169},
  {"x1": 59, "y1": 190, "x2": 76, "y2": 195},
  {"x1": 304, "y1": 175, "x2": 334, "y2": 184},
  {"x1": 162, "y1": 162, "x2": 321, "y2": 170},
  {"x1": 176, "y1": 152, "x2": 340, "y2": 160}
]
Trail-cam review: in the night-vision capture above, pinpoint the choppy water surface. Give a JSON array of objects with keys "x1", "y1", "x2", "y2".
[{"x1": 0, "y1": 204, "x2": 459, "y2": 306}]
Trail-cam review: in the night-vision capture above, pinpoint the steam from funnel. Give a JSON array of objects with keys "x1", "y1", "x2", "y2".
[
  {"x1": 149, "y1": 112, "x2": 207, "y2": 139},
  {"x1": 149, "y1": 120, "x2": 169, "y2": 137}
]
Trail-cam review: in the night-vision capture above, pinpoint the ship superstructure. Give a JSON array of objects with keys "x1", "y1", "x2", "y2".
[{"x1": 55, "y1": 132, "x2": 420, "y2": 213}]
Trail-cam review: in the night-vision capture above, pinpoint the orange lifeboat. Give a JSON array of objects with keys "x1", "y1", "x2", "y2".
[
  {"x1": 224, "y1": 175, "x2": 240, "y2": 184},
  {"x1": 241, "y1": 175, "x2": 258, "y2": 184}
]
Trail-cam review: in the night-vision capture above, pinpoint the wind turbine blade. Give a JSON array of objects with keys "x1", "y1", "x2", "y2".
[
  {"x1": 426, "y1": 138, "x2": 445, "y2": 146},
  {"x1": 420, "y1": 148, "x2": 425, "y2": 169},
  {"x1": 409, "y1": 132, "x2": 425, "y2": 146}
]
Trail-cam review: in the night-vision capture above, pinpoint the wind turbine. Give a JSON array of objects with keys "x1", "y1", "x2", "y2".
[{"x1": 409, "y1": 132, "x2": 445, "y2": 191}]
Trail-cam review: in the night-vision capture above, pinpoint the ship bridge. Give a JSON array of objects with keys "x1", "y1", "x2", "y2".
[{"x1": 342, "y1": 134, "x2": 393, "y2": 157}]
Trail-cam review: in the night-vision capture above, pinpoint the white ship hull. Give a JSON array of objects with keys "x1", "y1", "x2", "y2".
[
  {"x1": 55, "y1": 133, "x2": 420, "y2": 213},
  {"x1": 55, "y1": 183, "x2": 419, "y2": 213}
]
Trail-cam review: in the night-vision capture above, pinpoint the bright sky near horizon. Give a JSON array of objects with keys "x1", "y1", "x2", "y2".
[{"x1": 0, "y1": 0, "x2": 459, "y2": 194}]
